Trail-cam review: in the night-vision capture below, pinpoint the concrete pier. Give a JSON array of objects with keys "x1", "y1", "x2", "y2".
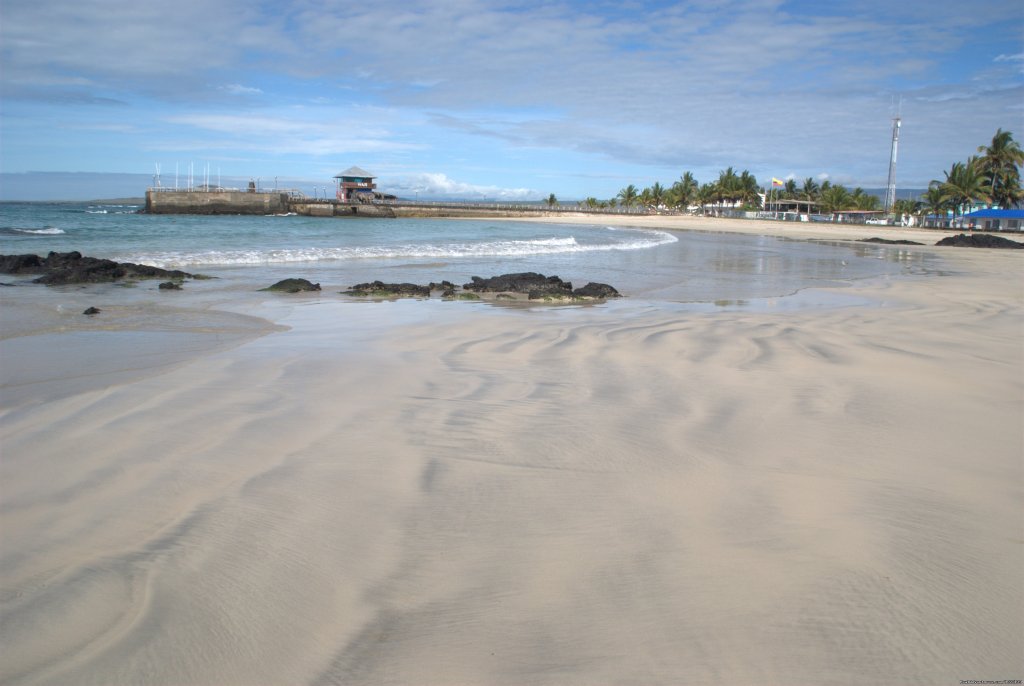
[
  {"x1": 144, "y1": 190, "x2": 397, "y2": 217},
  {"x1": 145, "y1": 190, "x2": 289, "y2": 215}
]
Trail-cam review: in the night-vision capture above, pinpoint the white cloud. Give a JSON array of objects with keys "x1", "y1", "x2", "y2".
[
  {"x1": 387, "y1": 172, "x2": 537, "y2": 200},
  {"x1": 163, "y1": 111, "x2": 426, "y2": 156},
  {"x1": 220, "y1": 84, "x2": 263, "y2": 96}
]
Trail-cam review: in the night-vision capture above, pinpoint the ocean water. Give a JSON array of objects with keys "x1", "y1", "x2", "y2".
[{"x1": 0, "y1": 201, "x2": 933, "y2": 302}]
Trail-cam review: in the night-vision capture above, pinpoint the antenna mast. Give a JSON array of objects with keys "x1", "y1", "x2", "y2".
[{"x1": 885, "y1": 99, "x2": 902, "y2": 213}]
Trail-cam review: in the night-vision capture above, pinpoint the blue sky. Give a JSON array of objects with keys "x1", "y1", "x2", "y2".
[{"x1": 1, "y1": 0, "x2": 1022, "y2": 200}]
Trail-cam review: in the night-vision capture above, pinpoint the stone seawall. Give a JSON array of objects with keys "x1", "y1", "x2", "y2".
[
  {"x1": 145, "y1": 190, "x2": 289, "y2": 215},
  {"x1": 144, "y1": 192, "x2": 588, "y2": 220},
  {"x1": 392, "y1": 206, "x2": 567, "y2": 219},
  {"x1": 289, "y1": 202, "x2": 396, "y2": 218}
]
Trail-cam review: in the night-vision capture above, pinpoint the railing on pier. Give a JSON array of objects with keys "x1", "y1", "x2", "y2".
[
  {"x1": 390, "y1": 200, "x2": 653, "y2": 215},
  {"x1": 147, "y1": 186, "x2": 306, "y2": 197}
]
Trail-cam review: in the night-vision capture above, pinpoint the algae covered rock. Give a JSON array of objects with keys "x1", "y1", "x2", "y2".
[
  {"x1": 572, "y1": 282, "x2": 621, "y2": 299},
  {"x1": 464, "y1": 272, "x2": 572, "y2": 297},
  {"x1": 343, "y1": 281, "x2": 430, "y2": 297},
  {"x1": 262, "y1": 278, "x2": 321, "y2": 293}
]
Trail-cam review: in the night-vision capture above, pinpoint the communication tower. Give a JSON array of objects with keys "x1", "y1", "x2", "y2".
[{"x1": 884, "y1": 103, "x2": 902, "y2": 212}]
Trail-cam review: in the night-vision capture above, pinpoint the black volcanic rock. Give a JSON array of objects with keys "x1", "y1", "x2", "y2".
[
  {"x1": 572, "y1": 282, "x2": 621, "y2": 299},
  {"x1": 263, "y1": 278, "x2": 321, "y2": 293},
  {"x1": 343, "y1": 281, "x2": 430, "y2": 297},
  {"x1": 0, "y1": 254, "x2": 45, "y2": 273},
  {"x1": 935, "y1": 233, "x2": 1024, "y2": 249},
  {"x1": 464, "y1": 272, "x2": 573, "y2": 295},
  {"x1": 859, "y1": 237, "x2": 923, "y2": 245},
  {"x1": 83, "y1": 306, "x2": 101, "y2": 315},
  {"x1": 0, "y1": 251, "x2": 193, "y2": 285},
  {"x1": 158, "y1": 281, "x2": 183, "y2": 290}
]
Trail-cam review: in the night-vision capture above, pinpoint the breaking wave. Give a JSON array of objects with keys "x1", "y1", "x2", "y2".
[
  {"x1": 1, "y1": 227, "x2": 66, "y2": 235},
  {"x1": 85, "y1": 205, "x2": 140, "y2": 214},
  {"x1": 126, "y1": 229, "x2": 678, "y2": 269}
]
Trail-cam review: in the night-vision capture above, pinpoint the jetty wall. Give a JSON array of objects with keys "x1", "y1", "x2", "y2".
[
  {"x1": 145, "y1": 190, "x2": 289, "y2": 215},
  {"x1": 143, "y1": 191, "x2": 616, "y2": 219},
  {"x1": 289, "y1": 202, "x2": 396, "y2": 218},
  {"x1": 392, "y1": 205, "x2": 566, "y2": 219}
]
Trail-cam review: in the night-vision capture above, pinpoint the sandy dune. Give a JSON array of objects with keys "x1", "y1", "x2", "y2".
[{"x1": 1, "y1": 220, "x2": 1021, "y2": 685}]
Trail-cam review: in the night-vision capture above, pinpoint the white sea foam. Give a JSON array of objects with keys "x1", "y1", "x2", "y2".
[
  {"x1": 127, "y1": 229, "x2": 678, "y2": 269},
  {"x1": 9, "y1": 227, "x2": 66, "y2": 235},
  {"x1": 85, "y1": 206, "x2": 138, "y2": 214}
]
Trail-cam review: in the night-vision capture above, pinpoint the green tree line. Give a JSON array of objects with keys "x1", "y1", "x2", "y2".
[{"x1": 578, "y1": 129, "x2": 1022, "y2": 219}]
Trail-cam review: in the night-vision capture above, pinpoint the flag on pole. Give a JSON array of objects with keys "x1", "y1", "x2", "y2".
[{"x1": 772, "y1": 177, "x2": 784, "y2": 187}]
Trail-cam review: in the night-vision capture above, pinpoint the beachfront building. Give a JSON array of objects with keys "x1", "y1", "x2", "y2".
[
  {"x1": 334, "y1": 166, "x2": 377, "y2": 203},
  {"x1": 956, "y1": 208, "x2": 1024, "y2": 231}
]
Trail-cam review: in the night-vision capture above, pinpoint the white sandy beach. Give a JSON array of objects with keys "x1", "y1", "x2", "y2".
[{"x1": 1, "y1": 216, "x2": 1022, "y2": 685}]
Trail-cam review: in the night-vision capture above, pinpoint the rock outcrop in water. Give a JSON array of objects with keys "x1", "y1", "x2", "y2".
[
  {"x1": 935, "y1": 233, "x2": 1024, "y2": 249},
  {"x1": 343, "y1": 281, "x2": 431, "y2": 297},
  {"x1": 858, "y1": 237, "x2": 924, "y2": 245},
  {"x1": 571, "y1": 281, "x2": 621, "y2": 299},
  {"x1": 262, "y1": 278, "x2": 321, "y2": 293},
  {"x1": 0, "y1": 251, "x2": 193, "y2": 285},
  {"x1": 463, "y1": 272, "x2": 621, "y2": 301},
  {"x1": 337, "y1": 273, "x2": 622, "y2": 301}
]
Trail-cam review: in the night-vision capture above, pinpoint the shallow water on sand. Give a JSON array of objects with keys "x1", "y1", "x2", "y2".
[{"x1": 1, "y1": 202, "x2": 935, "y2": 303}]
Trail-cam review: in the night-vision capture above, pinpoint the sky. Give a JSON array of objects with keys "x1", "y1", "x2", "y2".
[{"x1": 1, "y1": 0, "x2": 1022, "y2": 201}]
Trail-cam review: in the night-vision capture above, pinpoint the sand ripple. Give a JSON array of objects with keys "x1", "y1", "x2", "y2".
[{"x1": 1, "y1": 264, "x2": 1022, "y2": 684}]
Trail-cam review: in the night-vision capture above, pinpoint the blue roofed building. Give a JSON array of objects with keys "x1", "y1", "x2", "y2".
[{"x1": 956, "y1": 208, "x2": 1024, "y2": 231}]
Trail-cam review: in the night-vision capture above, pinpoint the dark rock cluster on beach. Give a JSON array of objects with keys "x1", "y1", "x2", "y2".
[
  {"x1": 935, "y1": 233, "x2": 1024, "y2": 249},
  {"x1": 262, "y1": 278, "x2": 321, "y2": 293},
  {"x1": 332, "y1": 272, "x2": 621, "y2": 302},
  {"x1": 859, "y1": 237, "x2": 924, "y2": 246},
  {"x1": 343, "y1": 281, "x2": 431, "y2": 297},
  {"x1": 0, "y1": 251, "x2": 193, "y2": 285},
  {"x1": 462, "y1": 272, "x2": 621, "y2": 301}
]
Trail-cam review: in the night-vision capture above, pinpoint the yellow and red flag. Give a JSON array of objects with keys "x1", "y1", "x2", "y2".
[{"x1": 771, "y1": 177, "x2": 784, "y2": 187}]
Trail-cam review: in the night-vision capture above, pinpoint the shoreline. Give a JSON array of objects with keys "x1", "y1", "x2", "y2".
[{"x1": 486, "y1": 210, "x2": 1018, "y2": 245}]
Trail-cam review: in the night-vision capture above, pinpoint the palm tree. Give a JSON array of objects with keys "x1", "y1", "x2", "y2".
[
  {"x1": 783, "y1": 179, "x2": 797, "y2": 199},
  {"x1": 716, "y1": 167, "x2": 740, "y2": 208},
  {"x1": 649, "y1": 182, "x2": 665, "y2": 209},
  {"x1": 922, "y1": 184, "x2": 947, "y2": 226},
  {"x1": 617, "y1": 185, "x2": 638, "y2": 208},
  {"x1": 696, "y1": 183, "x2": 716, "y2": 215},
  {"x1": 739, "y1": 170, "x2": 761, "y2": 208},
  {"x1": 801, "y1": 177, "x2": 820, "y2": 201},
  {"x1": 546, "y1": 193, "x2": 558, "y2": 208},
  {"x1": 639, "y1": 186, "x2": 653, "y2": 208},
  {"x1": 851, "y1": 187, "x2": 880, "y2": 211},
  {"x1": 892, "y1": 198, "x2": 920, "y2": 216},
  {"x1": 936, "y1": 158, "x2": 990, "y2": 219},
  {"x1": 977, "y1": 128, "x2": 1024, "y2": 208},
  {"x1": 669, "y1": 171, "x2": 699, "y2": 210},
  {"x1": 819, "y1": 184, "x2": 851, "y2": 216}
]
